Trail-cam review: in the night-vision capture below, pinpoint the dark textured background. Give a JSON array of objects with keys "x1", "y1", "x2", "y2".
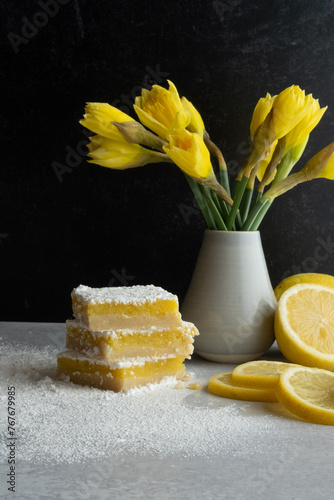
[{"x1": 2, "y1": 0, "x2": 334, "y2": 321}]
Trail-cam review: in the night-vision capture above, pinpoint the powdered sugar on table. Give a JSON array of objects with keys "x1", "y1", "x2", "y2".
[{"x1": 0, "y1": 340, "x2": 308, "y2": 466}]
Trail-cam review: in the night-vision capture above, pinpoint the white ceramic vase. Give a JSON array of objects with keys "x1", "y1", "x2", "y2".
[{"x1": 181, "y1": 230, "x2": 277, "y2": 363}]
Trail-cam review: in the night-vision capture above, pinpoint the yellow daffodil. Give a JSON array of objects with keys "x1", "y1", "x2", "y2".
[
  {"x1": 251, "y1": 86, "x2": 321, "y2": 149},
  {"x1": 181, "y1": 96, "x2": 205, "y2": 137},
  {"x1": 317, "y1": 154, "x2": 334, "y2": 179},
  {"x1": 304, "y1": 142, "x2": 334, "y2": 180},
  {"x1": 256, "y1": 97, "x2": 326, "y2": 191},
  {"x1": 80, "y1": 80, "x2": 333, "y2": 234},
  {"x1": 87, "y1": 135, "x2": 170, "y2": 170},
  {"x1": 270, "y1": 85, "x2": 312, "y2": 139},
  {"x1": 283, "y1": 97, "x2": 327, "y2": 153},
  {"x1": 242, "y1": 141, "x2": 334, "y2": 231},
  {"x1": 80, "y1": 103, "x2": 134, "y2": 141},
  {"x1": 250, "y1": 93, "x2": 276, "y2": 141},
  {"x1": 243, "y1": 86, "x2": 316, "y2": 178},
  {"x1": 318, "y1": 155, "x2": 334, "y2": 179},
  {"x1": 263, "y1": 142, "x2": 334, "y2": 200},
  {"x1": 163, "y1": 128, "x2": 211, "y2": 179},
  {"x1": 134, "y1": 80, "x2": 196, "y2": 139},
  {"x1": 163, "y1": 128, "x2": 233, "y2": 205}
]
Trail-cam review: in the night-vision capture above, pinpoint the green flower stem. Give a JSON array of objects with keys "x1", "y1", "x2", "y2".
[
  {"x1": 215, "y1": 193, "x2": 238, "y2": 230},
  {"x1": 229, "y1": 179, "x2": 242, "y2": 229},
  {"x1": 231, "y1": 178, "x2": 240, "y2": 198},
  {"x1": 255, "y1": 190, "x2": 263, "y2": 204},
  {"x1": 208, "y1": 189, "x2": 223, "y2": 212},
  {"x1": 272, "y1": 136, "x2": 309, "y2": 186},
  {"x1": 271, "y1": 154, "x2": 294, "y2": 186},
  {"x1": 241, "y1": 198, "x2": 271, "y2": 231},
  {"x1": 212, "y1": 191, "x2": 230, "y2": 222},
  {"x1": 219, "y1": 168, "x2": 231, "y2": 220},
  {"x1": 203, "y1": 131, "x2": 230, "y2": 196},
  {"x1": 235, "y1": 210, "x2": 243, "y2": 230},
  {"x1": 248, "y1": 199, "x2": 272, "y2": 231},
  {"x1": 219, "y1": 167, "x2": 231, "y2": 196},
  {"x1": 239, "y1": 186, "x2": 253, "y2": 224},
  {"x1": 227, "y1": 175, "x2": 248, "y2": 230},
  {"x1": 200, "y1": 186, "x2": 228, "y2": 231},
  {"x1": 217, "y1": 168, "x2": 233, "y2": 223},
  {"x1": 185, "y1": 175, "x2": 216, "y2": 229}
]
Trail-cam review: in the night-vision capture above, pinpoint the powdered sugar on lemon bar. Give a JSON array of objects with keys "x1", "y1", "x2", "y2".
[
  {"x1": 72, "y1": 284, "x2": 182, "y2": 330},
  {"x1": 65, "y1": 319, "x2": 199, "y2": 363}
]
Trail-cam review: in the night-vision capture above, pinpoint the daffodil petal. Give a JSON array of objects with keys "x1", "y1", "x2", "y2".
[
  {"x1": 133, "y1": 104, "x2": 169, "y2": 139},
  {"x1": 284, "y1": 102, "x2": 327, "y2": 152},
  {"x1": 163, "y1": 128, "x2": 211, "y2": 179},
  {"x1": 181, "y1": 96, "x2": 205, "y2": 136},
  {"x1": 250, "y1": 93, "x2": 276, "y2": 140}
]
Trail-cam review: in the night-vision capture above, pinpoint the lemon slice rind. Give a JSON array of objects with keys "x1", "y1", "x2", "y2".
[
  {"x1": 275, "y1": 283, "x2": 334, "y2": 370},
  {"x1": 274, "y1": 273, "x2": 334, "y2": 302},
  {"x1": 208, "y1": 372, "x2": 277, "y2": 402},
  {"x1": 230, "y1": 360, "x2": 298, "y2": 389},
  {"x1": 276, "y1": 365, "x2": 334, "y2": 426}
]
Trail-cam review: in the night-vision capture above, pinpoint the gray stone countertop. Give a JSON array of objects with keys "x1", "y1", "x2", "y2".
[{"x1": 0, "y1": 322, "x2": 333, "y2": 500}]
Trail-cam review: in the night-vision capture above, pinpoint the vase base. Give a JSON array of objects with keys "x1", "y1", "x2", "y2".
[{"x1": 196, "y1": 350, "x2": 266, "y2": 364}]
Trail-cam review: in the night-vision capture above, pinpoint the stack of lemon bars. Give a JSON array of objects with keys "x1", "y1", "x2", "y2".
[{"x1": 56, "y1": 284, "x2": 199, "y2": 392}]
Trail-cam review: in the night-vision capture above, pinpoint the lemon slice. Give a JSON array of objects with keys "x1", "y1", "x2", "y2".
[
  {"x1": 275, "y1": 283, "x2": 334, "y2": 370},
  {"x1": 276, "y1": 365, "x2": 334, "y2": 425},
  {"x1": 230, "y1": 360, "x2": 298, "y2": 389},
  {"x1": 208, "y1": 372, "x2": 277, "y2": 402},
  {"x1": 274, "y1": 273, "x2": 334, "y2": 301}
]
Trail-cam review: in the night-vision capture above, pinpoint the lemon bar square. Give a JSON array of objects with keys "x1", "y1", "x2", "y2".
[
  {"x1": 72, "y1": 284, "x2": 182, "y2": 330},
  {"x1": 56, "y1": 350, "x2": 186, "y2": 392},
  {"x1": 65, "y1": 319, "x2": 199, "y2": 362}
]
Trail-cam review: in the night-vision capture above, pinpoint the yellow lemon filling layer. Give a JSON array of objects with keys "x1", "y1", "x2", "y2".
[
  {"x1": 66, "y1": 319, "x2": 198, "y2": 362},
  {"x1": 56, "y1": 350, "x2": 186, "y2": 392},
  {"x1": 72, "y1": 284, "x2": 182, "y2": 330}
]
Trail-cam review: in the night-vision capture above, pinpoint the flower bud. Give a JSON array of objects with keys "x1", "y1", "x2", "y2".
[
  {"x1": 87, "y1": 135, "x2": 170, "y2": 170},
  {"x1": 79, "y1": 102, "x2": 134, "y2": 141},
  {"x1": 112, "y1": 121, "x2": 167, "y2": 151}
]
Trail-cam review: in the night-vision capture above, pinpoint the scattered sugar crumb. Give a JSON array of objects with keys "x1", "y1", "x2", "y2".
[{"x1": 188, "y1": 382, "x2": 202, "y2": 390}]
